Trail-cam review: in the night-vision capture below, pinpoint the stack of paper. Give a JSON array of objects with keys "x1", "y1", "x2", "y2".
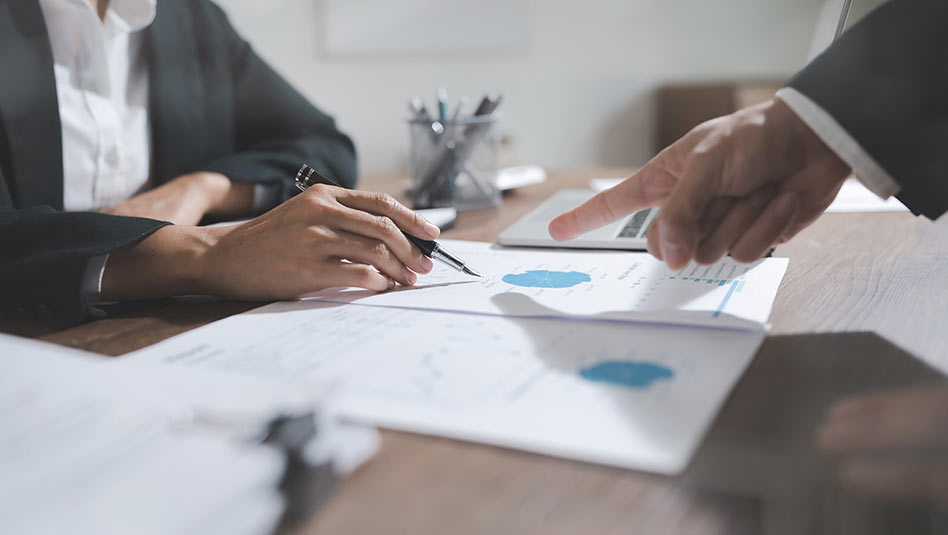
[
  {"x1": 0, "y1": 334, "x2": 377, "y2": 535},
  {"x1": 128, "y1": 240, "x2": 788, "y2": 474}
]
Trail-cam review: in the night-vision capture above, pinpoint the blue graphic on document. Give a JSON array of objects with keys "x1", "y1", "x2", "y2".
[
  {"x1": 668, "y1": 265, "x2": 748, "y2": 317},
  {"x1": 579, "y1": 361, "x2": 674, "y2": 389},
  {"x1": 502, "y1": 270, "x2": 591, "y2": 288}
]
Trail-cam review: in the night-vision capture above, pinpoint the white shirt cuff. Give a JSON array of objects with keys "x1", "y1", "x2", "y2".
[
  {"x1": 776, "y1": 87, "x2": 900, "y2": 199},
  {"x1": 252, "y1": 183, "x2": 282, "y2": 213},
  {"x1": 81, "y1": 253, "x2": 110, "y2": 305}
]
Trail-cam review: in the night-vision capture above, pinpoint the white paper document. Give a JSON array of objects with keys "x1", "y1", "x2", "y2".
[
  {"x1": 0, "y1": 334, "x2": 376, "y2": 535},
  {"x1": 128, "y1": 301, "x2": 765, "y2": 474},
  {"x1": 306, "y1": 240, "x2": 789, "y2": 331},
  {"x1": 824, "y1": 178, "x2": 909, "y2": 213}
]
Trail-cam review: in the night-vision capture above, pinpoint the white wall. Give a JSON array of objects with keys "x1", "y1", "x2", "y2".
[{"x1": 216, "y1": 0, "x2": 823, "y2": 181}]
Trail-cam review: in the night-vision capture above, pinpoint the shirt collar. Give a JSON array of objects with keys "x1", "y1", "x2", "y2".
[{"x1": 103, "y1": 0, "x2": 157, "y2": 33}]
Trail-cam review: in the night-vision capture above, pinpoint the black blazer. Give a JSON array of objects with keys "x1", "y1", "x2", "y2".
[
  {"x1": 787, "y1": 0, "x2": 948, "y2": 219},
  {"x1": 0, "y1": 0, "x2": 356, "y2": 326}
]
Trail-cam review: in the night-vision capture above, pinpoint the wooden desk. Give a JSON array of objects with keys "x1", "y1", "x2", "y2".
[{"x1": 3, "y1": 169, "x2": 946, "y2": 534}]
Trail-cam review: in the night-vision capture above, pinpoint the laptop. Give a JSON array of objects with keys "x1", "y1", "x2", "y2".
[
  {"x1": 500, "y1": 1, "x2": 860, "y2": 251},
  {"x1": 498, "y1": 188, "x2": 659, "y2": 250}
]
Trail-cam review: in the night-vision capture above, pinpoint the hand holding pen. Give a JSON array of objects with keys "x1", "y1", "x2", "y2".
[
  {"x1": 296, "y1": 165, "x2": 482, "y2": 277},
  {"x1": 104, "y1": 170, "x2": 443, "y2": 303}
]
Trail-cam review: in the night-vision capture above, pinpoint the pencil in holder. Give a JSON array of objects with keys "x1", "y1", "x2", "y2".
[{"x1": 409, "y1": 115, "x2": 501, "y2": 211}]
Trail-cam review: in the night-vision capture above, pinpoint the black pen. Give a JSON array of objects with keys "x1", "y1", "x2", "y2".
[{"x1": 294, "y1": 164, "x2": 482, "y2": 277}]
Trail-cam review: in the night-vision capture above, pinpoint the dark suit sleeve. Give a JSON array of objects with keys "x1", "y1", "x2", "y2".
[
  {"x1": 195, "y1": 3, "x2": 357, "y2": 203},
  {"x1": 0, "y1": 199, "x2": 168, "y2": 326},
  {"x1": 786, "y1": 0, "x2": 948, "y2": 219}
]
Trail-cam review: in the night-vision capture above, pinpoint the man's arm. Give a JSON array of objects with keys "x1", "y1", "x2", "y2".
[
  {"x1": 550, "y1": 0, "x2": 946, "y2": 269},
  {"x1": 786, "y1": 0, "x2": 948, "y2": 219}
]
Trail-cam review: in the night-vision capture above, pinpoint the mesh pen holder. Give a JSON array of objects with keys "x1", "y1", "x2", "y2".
[{"x1": 409, "y1": 115, "x2": 501, "y2": 211}]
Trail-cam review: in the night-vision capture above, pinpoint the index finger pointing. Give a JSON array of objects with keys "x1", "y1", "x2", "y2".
[
  {"x1": 548, "y1": 162, "x2": 674, "y2": 241},
  {"x1": 334, "y1": 190, "x2": 440, "y2": 240}
]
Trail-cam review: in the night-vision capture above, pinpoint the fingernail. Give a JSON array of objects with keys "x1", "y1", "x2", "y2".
[
  {"x1": 423, "y1": 221, "x2": 440, "y2": 238},
  {"x1": 420, "y1": 256, "x2": 433, "y2": 272},
  {"x1": 548, "y1": 219, "x2": 565, "y2": 241},
  {"x1": 662, "y1": 239, "x2": 687, "y2": 268},
  {"x1": 387, "y1": 277, "x2": 396, "y2": 290},
  {"x1": 407, "y1": 271, "x2": 417, "y2": 285}
]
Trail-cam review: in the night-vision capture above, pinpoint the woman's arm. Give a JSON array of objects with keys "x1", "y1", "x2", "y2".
[{"x1": 101, "y1": 185, "x2": 439, "y2": 302}]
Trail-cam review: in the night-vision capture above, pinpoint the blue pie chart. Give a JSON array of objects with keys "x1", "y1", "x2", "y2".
[
  {"x1": 502, "y1": 270, "x2": 591, "y2": 289},
  {"x1": 579, "y1": 361, "x2": 674, "y2": 389}
]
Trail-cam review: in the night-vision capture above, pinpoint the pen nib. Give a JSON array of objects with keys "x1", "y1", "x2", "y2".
[{"x1": 462, "y1": 266, "x2": 482, "y2": 278}]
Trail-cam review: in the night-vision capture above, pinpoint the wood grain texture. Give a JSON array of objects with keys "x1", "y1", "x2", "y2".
[
  {"x1": 2, "y1": 169, "x2": 944, "y2": 534},
  {"x1": 303, "y1": 431, "x2": 757, "y2": 535},
  {"x1": 770, "y1": 212, "x2": 948, "y2": 371},
  {"x1": 0, "y1": 299, "x2": 259, "y2": 357}
]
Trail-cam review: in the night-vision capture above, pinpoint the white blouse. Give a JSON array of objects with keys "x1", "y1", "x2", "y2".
[{"x1": 38, "y1": 0, "x2": 157, "y2": 212}]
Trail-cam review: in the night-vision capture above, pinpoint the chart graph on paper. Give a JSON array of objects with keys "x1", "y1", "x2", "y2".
[
  {"x1": 127, "y1": 302, "x2": 691, "y2": 408},
  {"x1": 668, "y1": 263, "x2": 751, "y2": 318},
  {"x1": 126, "y1": 299, "x2": 767, "y2": 473},
  {"x1": 306, "y1": 240, "x2": 789, "y2": 329},
  {"x1": 579, "y1": 361, "x2": 675, "y2": 389},
  {"x1": 502, "y1": 270, "x2": 592, "y2": 289}
]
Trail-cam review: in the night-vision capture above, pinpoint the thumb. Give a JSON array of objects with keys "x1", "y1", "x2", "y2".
[{"x1": 656, "y1": 158, "x2": 720, "y2": 270}]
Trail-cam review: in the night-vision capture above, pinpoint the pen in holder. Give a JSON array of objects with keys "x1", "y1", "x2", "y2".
[{"x1": 409, "y1": 114, "x2": 501, "y2": 211}]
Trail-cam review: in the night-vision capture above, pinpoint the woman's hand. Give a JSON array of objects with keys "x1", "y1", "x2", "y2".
[
  {"x1": 101, "y1": 185, "x2": 440, "y2": 300},
  {"x1": 100, "y1": 172, "x2": 253, "y2": 225}
]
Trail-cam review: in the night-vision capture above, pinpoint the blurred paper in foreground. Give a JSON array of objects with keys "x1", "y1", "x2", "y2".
[{"x1": 0, "y1": 334, "x2": 377, "y2": 535}]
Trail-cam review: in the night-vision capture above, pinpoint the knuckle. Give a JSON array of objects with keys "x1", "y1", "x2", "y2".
[
  {"x1": 354, "y1": 266, "x2": 376, "y2": 286},
  {"x1": 309, "y1": 183, "x2": 332, "y2": 197},
  {"x1": 374, "y1": 216, "x2": 400, "y2": 238},
  {"x1": 407, "y1": 209, "x2": 424, "y2": 228},
  {"x1": 372, "y1": 242, "x2": 390, "y2": 261},
  {"x1": 373, "y1": 192, "x2": 397, "y2": 213},
  {"x1": 304, "y1": 189, "x2": 331, "y2": 209}
]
